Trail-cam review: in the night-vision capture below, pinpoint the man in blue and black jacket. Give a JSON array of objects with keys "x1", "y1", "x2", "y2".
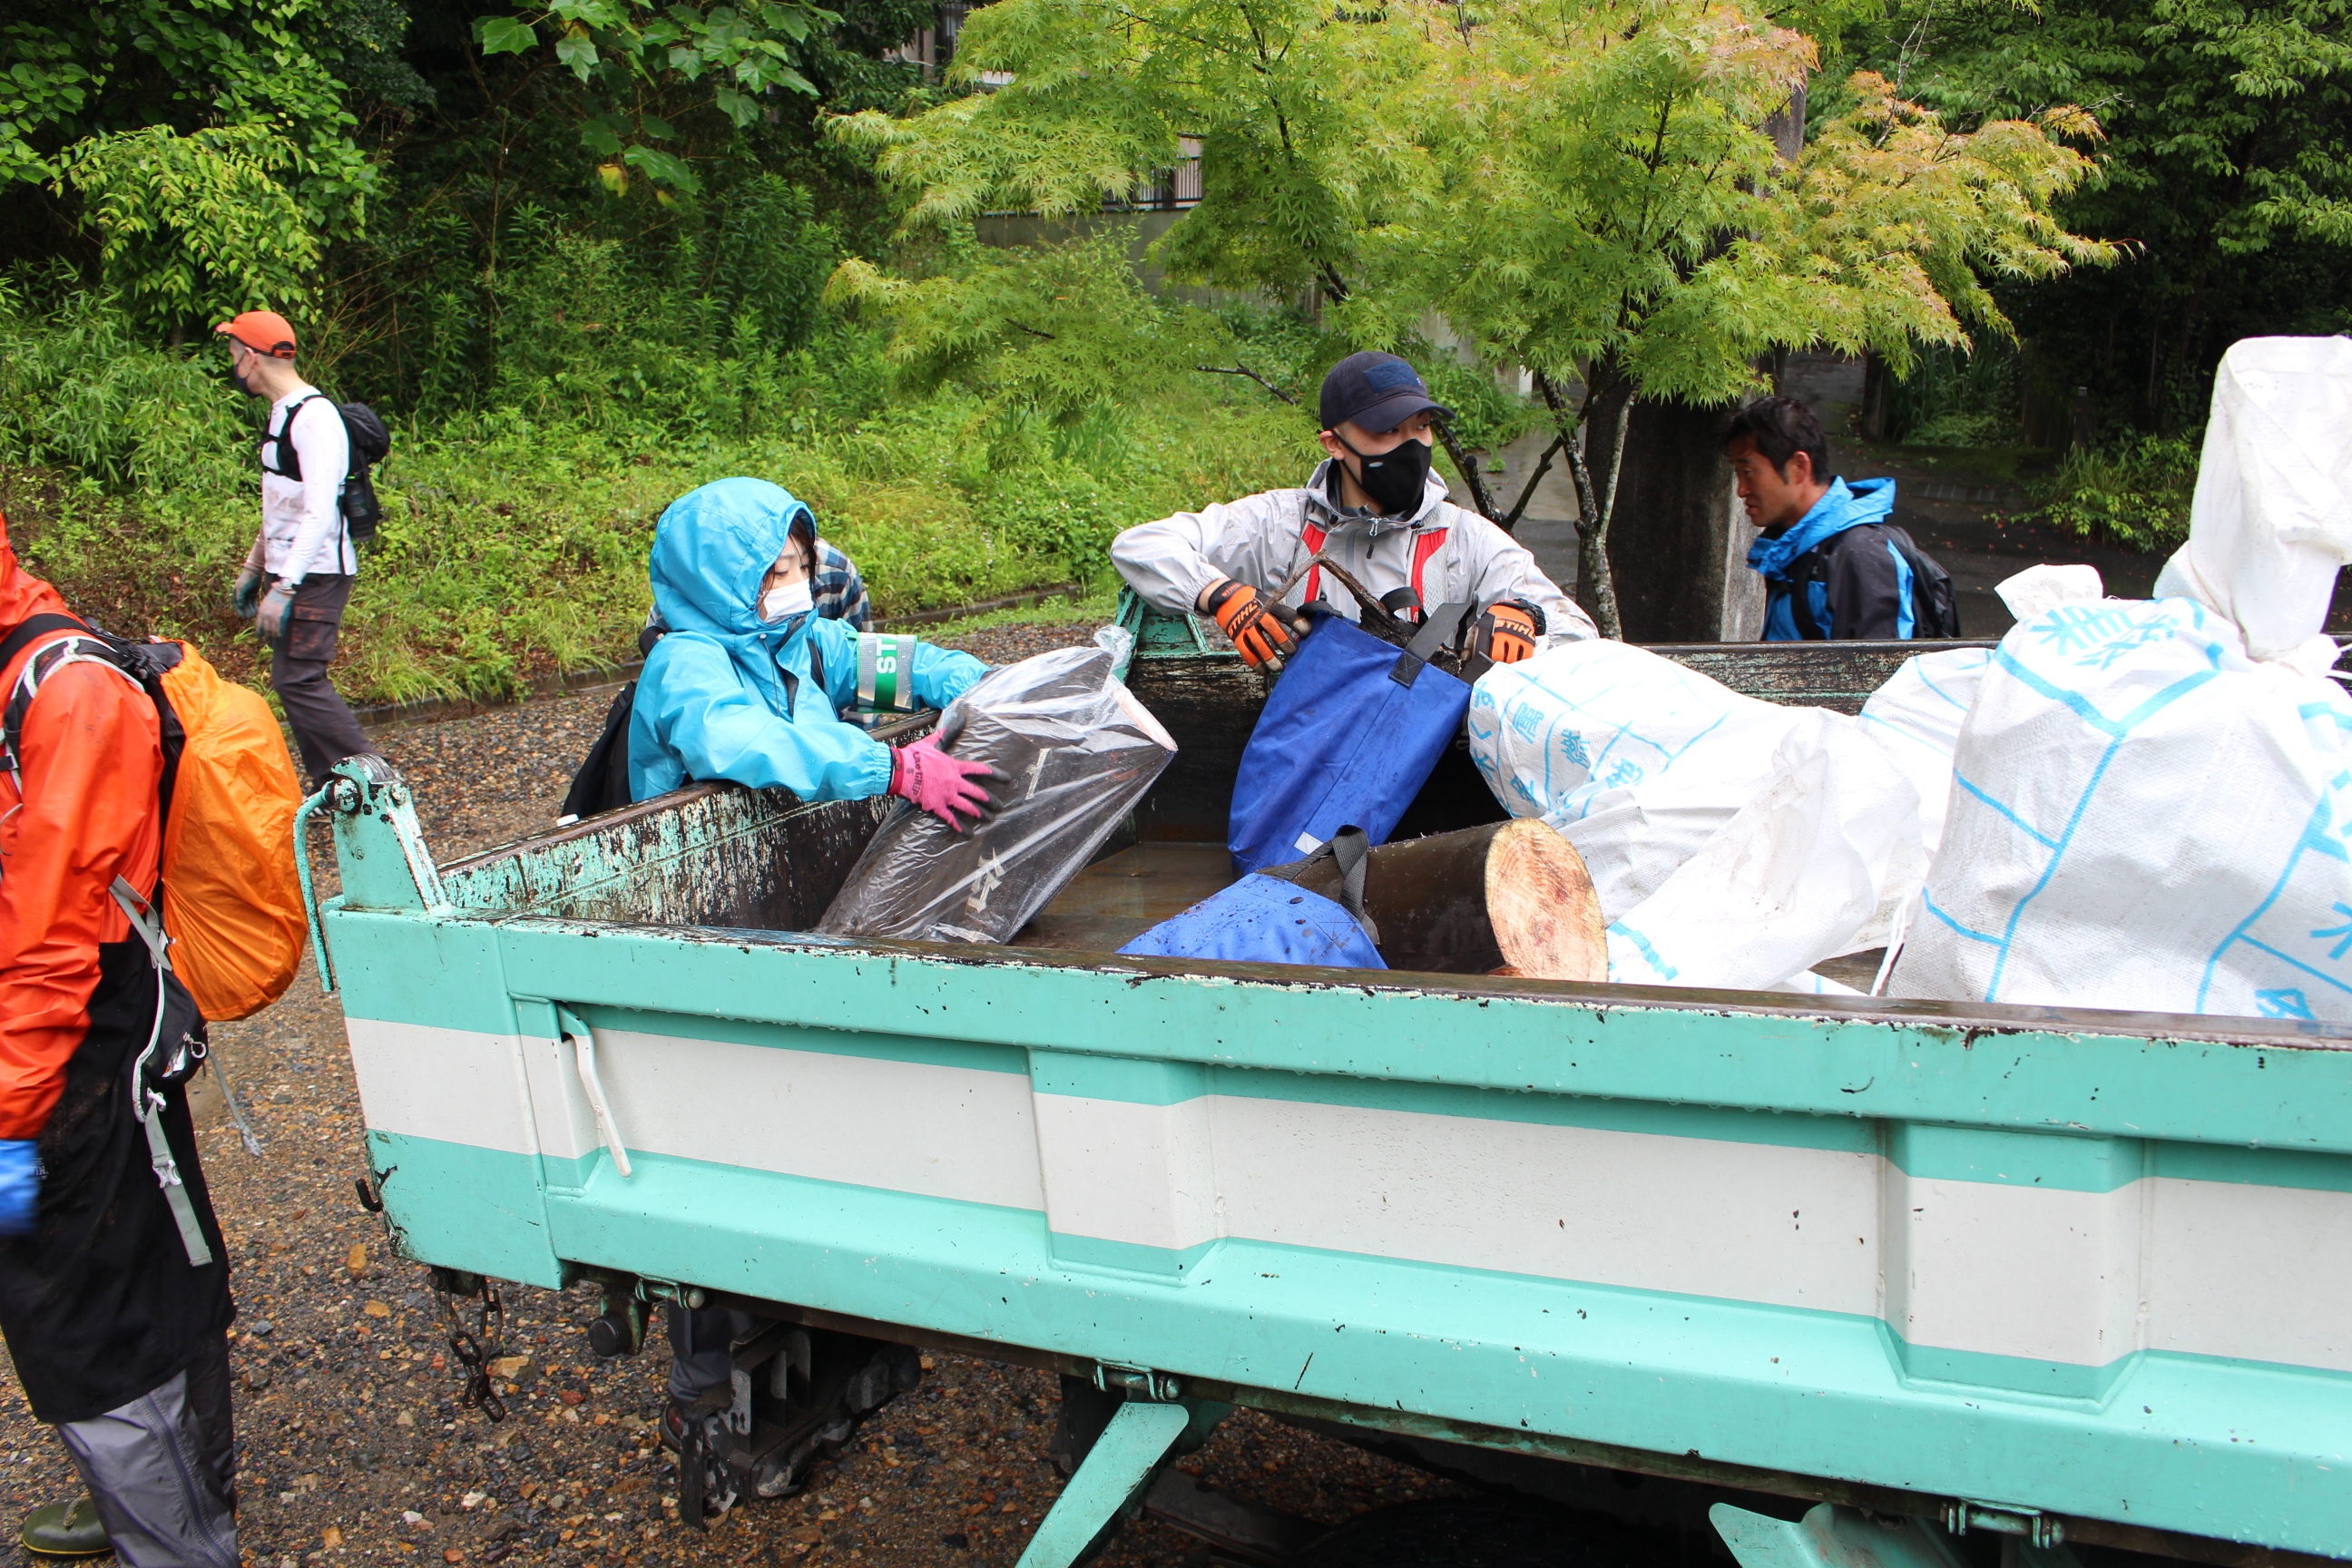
[{"x1": 1726, "y1": 397, "x2": 1912, "y2": 641}]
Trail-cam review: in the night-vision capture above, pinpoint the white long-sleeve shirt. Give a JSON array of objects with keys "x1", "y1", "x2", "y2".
[{"x1": 255, "y1": 388, "x2": 355, "y2": 583}]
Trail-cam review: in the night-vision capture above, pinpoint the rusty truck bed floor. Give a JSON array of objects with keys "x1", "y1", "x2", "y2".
[{"x1": 1009, "y1": 842, "x2": 1235, "y2": 952}]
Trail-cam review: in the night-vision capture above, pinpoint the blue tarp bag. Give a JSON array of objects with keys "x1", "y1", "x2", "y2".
[
  {"x1": 1229, "y1": 591, "x2": 1477, "y2": 876},
  {"x1": 1120, "y1": 828, "x2": 1386, "y2": 969}
]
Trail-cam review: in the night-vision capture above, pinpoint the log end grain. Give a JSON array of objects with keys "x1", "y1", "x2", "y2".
[{"x1": 1485, "y1": 818, "x2": 1607, "y2": 984}]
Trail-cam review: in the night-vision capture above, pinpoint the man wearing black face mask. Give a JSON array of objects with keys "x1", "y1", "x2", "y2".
[{"x1": 1113, "y1": 352, "x2": 1591, "y2": 668}]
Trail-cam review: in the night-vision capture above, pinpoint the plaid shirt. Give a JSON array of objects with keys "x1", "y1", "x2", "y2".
[
  {"x1": 811, "y1": 541, "x2": 873, "y2": 632},
  {"x1": 642, "y1": 540, "x2": 874, "y2": 640}
]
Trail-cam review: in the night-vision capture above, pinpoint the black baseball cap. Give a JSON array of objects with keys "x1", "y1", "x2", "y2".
[{"x1": 1319, "y1": 351, "x2": 1451, "y2": 434}]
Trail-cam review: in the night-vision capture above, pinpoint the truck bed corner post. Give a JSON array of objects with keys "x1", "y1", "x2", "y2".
[
  {"x1": 1015, "y1": 1399, "x2": 1196, "y2": 1568},
  {"x1": 324, "y1": 754, "x2": 447, "y2": 913}
]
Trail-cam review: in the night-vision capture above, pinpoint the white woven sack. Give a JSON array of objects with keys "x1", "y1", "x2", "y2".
[
  {"x1": 1468, "y1": 640, "x2": 1815, "y2": 920},
  {"x1": 1891, "y1": 337, "x2": 2352, "y2": 1019},
  {"x1": 1888, "y1": 599, "x2": 2352, "y2": 1017},
  {"x1": 1857, "y1": 647, "x2": 1993, "y2": 858},
  {"x1": 1607, "y1": 710, "x2": 1923, "y2": 991}
]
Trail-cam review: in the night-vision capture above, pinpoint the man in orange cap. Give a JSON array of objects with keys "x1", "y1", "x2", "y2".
[
  {"x1": 0, "y1": 511, "x2": 240, "y2": 1563},
  {"x1": 214, "y1": 310, "x2": 375, "y2": 786}
]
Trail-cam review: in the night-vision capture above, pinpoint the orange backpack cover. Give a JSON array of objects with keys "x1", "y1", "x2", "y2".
[{"x1": 154, "y1": 642, "x2": 306, "y2": 1020}]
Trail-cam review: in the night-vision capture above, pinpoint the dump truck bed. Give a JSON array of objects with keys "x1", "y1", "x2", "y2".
[{"x1": 316, "y1": 631, "x2": 2352, "y2": 1564}]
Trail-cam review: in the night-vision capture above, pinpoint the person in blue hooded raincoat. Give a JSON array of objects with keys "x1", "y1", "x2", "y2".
[
  {"x1": 627, "y1": 477, "x2": 999, "y2": 821},
  {"x1": 625, "y1": 475, "x2": 992, "y2": 818},
  {"x1": 1724, "y1": 397, "x2": 1914, "y2": 641},
  {"x1": 627, "y1": 477, "x2": 1002, "y2": 1473}
]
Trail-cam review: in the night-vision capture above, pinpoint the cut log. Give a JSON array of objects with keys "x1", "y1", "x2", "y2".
[{"x1": 1282, "y1": 818, "x2": 1605, "y2": 982}]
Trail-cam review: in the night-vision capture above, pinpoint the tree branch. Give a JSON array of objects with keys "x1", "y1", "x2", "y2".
[
  {"x1": 1010, "y1": 321, "x2": 1057, "y2": 339},
  {"x1": 1535, "y1": 365, "x2": 1629, "y2": 639},
  {"x1": 1196, "y1": 362, "x2": 1297, "y2": 403},
  {"x1": 1499, "y1": 430, "x2": 1568, "y2": 532},
  {"x1": 1433, "y1": 417, "x2": 1499, "y2": 522}
]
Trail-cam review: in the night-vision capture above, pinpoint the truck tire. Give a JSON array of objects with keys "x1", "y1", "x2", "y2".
[{"x1": 1293, "y1": 1497, "x2": 1647, "y2": 1568}]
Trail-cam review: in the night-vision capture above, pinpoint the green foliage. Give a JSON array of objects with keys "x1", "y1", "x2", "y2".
[
  {"x1": 2020, "y1": 432, "x2": 2200, "y2": 552},
  {"x1": 0, "y1": 273, "x2": 250, "y2": 492},
  {"x1": 52, "y1": 123, "x2": 327, "y2": 337},
  {"x1": 1827, "y1": 0, "x2": 2352, "y2": 430},
  {"x1": 705, "y1": 175, "x2": 837, "y2": 354},
  {"x1": 1879, "y1": 338, "x2": 2022, "y2": 446},
  {"x1": 0, "y1": 0, "x2": 376, "y2": 237},
  {"x1": 469, "y1": 0, "x2": 839, "y2": 194},
  {"x1": 844, "y1": 0, "x2": 2108, "y2": 400},
  {"x1": 829, "y1": 229, "x2": 1237, "y2": 443},
  {"x1": 1416, "y1": 358, "x2": 1542, "y2": 460},
  {"x1": 830, "y1": 0, "x2": 1397, "y2": 299}
]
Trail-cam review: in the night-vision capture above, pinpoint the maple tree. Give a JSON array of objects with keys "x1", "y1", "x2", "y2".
[{"x1": 836, "y1": 0, "x2": 2112, "y2": 632}]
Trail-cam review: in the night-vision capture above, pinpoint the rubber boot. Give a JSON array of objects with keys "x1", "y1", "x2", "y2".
[{"x1": 20, "y1": 1494, "x2": 111, "y2": 1557}]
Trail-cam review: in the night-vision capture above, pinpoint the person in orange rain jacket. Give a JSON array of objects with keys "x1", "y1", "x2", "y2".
[{"x1": 0, "y1": 511, "x2": 239, "y2": 1566}]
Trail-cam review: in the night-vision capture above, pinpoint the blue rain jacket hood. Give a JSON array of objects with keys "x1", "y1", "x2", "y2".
[
  {"x1": 1746, "y1": 477, "x2": 1910, "y2": 641},
  {"x1": 627, "y1": 477, "x2": 986, "y2": 803}
]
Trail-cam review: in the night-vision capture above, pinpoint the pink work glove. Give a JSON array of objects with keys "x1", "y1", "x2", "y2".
[{"x1": 888, "y1": 735, "x2": 1004, "y2": 832}]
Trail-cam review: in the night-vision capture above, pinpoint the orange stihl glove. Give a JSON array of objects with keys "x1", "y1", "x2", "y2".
[
  {"x1": 1475, "y1": 600, "x2": 1544, "y2": 663},
  {"x1": 1203, "y1": 579, "x2": 1299, "y2": 670}
]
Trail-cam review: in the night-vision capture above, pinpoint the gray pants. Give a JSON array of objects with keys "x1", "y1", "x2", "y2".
[
  {"x1": 667, "y1": 1306, "x2": 756, "y2": 1406},
  {"x1": 266, "y1": 572, "x2": 373, "y2": 787},
  {"x1": 56, "y1": 1333, "x2": 236, "y2": 1568}
]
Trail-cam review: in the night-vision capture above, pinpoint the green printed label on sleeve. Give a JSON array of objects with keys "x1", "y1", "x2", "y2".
[{"x1": 856, "y1": 632, "x2": 921, "y2": 710}]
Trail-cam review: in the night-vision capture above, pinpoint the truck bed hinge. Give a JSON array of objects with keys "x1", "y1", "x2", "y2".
[
  {"x1": 634, "y1": 1277, "x2": 708, "y2": 1309},
  {"x1": 1946, "y1": 1501, "x2": 2065, "y2": 1550},
  {"x1": 1093, "y1": 1362, "x2": 1183, "y2": 1402}
]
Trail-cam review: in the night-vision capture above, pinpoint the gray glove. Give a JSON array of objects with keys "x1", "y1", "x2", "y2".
[
  {"x1": 232, "y1": 564, "x2": 264, "y2": 618},
  {"x1": 258, "y1": 580, "x2": 298, "y2": 641}
]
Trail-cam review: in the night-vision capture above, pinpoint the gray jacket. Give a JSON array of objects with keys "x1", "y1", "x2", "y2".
[{"x1": 1112, "y1": 460, "x2": 1593, "y2": 646}]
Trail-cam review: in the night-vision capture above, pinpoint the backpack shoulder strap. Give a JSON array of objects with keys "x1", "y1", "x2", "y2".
[
  {"x1": 559, "y1": 681, "x2": 638, "y2": 826},
  {"x1": 0, "y1": 612, "x2": 91, "y2": 672},
  {"x1": 261, "y1": 392, "x2": 330, "y2": 479},
  {"x1": 1786, "y1": 545, "x2": 1831, "y2": 640},
  {"x1": 2, "y1": 630, "x2": 142, "y2": 795}
]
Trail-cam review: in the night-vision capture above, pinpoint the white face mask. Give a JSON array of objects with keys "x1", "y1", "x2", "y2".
[{"x1": 760, "y1": 578, "x2": 814, "y2": 622}]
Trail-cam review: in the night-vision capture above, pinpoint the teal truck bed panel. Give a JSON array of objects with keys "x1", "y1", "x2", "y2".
[{"x1": 315, "y1": 635, "x2": 2352, "y2": 1564}]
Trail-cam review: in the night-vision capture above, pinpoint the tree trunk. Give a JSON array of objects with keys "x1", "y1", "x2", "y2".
[
  {"x1": 1281, "y1": 818, "x2": 1606, "y2": 980},
  {"x1": 1563, "y1": 378, "x2": 1633, "y2": 640},
  {"x1": 1603, "y1": 397, "x2": 1765, "y2": 642}
]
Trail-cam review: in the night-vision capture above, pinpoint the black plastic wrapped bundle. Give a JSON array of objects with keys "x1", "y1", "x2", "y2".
[{"x1": 817, "y1": 642, "x2": 1177, "y2": 944}]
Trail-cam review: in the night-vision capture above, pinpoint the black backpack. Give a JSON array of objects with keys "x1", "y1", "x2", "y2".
[
  {"x1": 1788, "y1": 523, "x2": 1963, "y2": 640},
  {"x1": 260, "y1": 394, "x2": 392, "y2": 544},
  {"x1": 558, "y1": 681, "x2": 639, "y2": 826},
  {"x1": 1879, "y1": 523, "x2": 1963, "y2": 639}
]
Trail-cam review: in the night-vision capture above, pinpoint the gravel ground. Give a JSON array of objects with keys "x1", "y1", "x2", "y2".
[{"x1": 0, "y1": 618, "x2": 1470, "y2": 1566}]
